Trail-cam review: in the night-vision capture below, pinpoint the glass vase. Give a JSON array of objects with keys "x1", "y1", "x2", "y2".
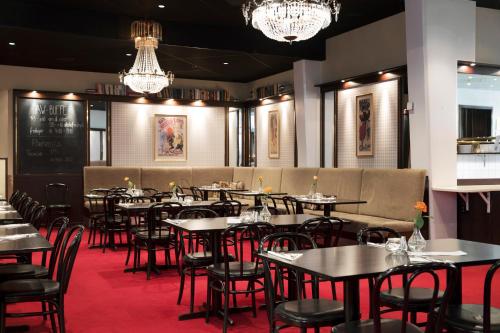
[
  {"x1": 308, "y1": 184, "x2": 317, "y2": 198},
  {"x1": 260, "y1": 203, "x2": 272, "y2": 223},
  {"x1": 408, "y1": 227, "x2": 426, "y2": 252},
  {"x1": 258, "y1": 184, "x2": 263, "y2": 193}
]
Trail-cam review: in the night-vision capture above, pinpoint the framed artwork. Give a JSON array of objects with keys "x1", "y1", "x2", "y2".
[
  {"x1": 356, "y1": 94, "x2": 374, "y2": 157},
  {"x1": 154, "y1": 114, "x2": 187, "y2": 161},
  {"x1": 268, "y1": 110, "x2": 280, "y2": 159}
]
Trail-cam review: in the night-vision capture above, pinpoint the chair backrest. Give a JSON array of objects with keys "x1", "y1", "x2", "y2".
[
  {"x1": 483, "y1": 260, "x2": 500, "y2": 333},
  {"x1": 221, "y1": 222, "x2": 275, "y2": 279},
  {"x1": 45, "y1": 183, "x2": 70, "y2": 206},
  {"x1": 259, "y1": 232, "x2": 318, "y2": 319},
  {"x1": 127, "y1": 196, "x2": 154, "y2": 203},
  {"x1": 44, "y1": 216, "x2": 70, "y2": 269},
  {"x1": 18, "y1": 196, "x2": 33, "y2": 217},
  {"x1": 109, "y1": 187, "x2": 128, "y2": 193},
  {"x1": 372, "y1": 262, "x2": 457, "y2": 333},
  {"x1": 152, "y1": 192, "x2": 173, "y2": 202},
  {"x1": 12, "y1": 192, "x2": 27, "y2": 210},
  {"x1": 357, "y1": 227, "x2": 401, "y2": 245},
  {"x1": 146, "y1": 202, "x2": 183, "y2": 239},
  {"x1": 211, "y1": 200, "x2": 242, "y2": 217},
  {"x1": 189, "y1": 187, "x2": 204, "y2": 201},
  {"x1": 176, "y1": 208, "x2": 219, "y2": 219},
  {"x1": 245, "y1": 205, "x2": 280, "y2": 216},
  {"x1": 103, "y1": 193, "x2": 131, "y2": 218},
  {"x1": 298, "y1": 217, "x2": 344, "y2": 247},
  {"x1": 142, "y1": 187, "x2": 159, "y2": 197},
  {"x1": 30, "y1": 205, "x2": 47, "y2": 229},
  {"x1": 23, "y1": 201, "x2": 39, "y2": 223},
  {"x1": 8, "y1": 190, "x2": 20, "y2": 205},
  {"x1": 56, "y1": 225, "x2": 85, "y2": 295},
  {"x1": 281, "y1": 196, "x2": 299, "y2": 214},
  {"x1": 177, "y1": 208, "x2": 219, "y2": 256}
]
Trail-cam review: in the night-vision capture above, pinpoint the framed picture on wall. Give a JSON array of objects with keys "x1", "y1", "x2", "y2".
[
  {"x1": 356, "y1": 93, "x2": 374, "y2": 157},
  {"x1": 268, "y1": 110, "x2": 280, "y2": 159},
  {"x1": 154, "y1": 114, "x2": 187, "y2": 161}
]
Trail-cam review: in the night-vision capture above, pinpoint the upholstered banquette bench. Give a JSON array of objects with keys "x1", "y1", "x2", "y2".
[{"x1": 83, "y1": 166, "x2": 426, "y2": 236}]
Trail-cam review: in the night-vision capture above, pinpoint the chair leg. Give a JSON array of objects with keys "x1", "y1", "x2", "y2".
[
  {"x1": 250, "y1": 281, "x2": 257, "y2": 317},
  {"x1": 87, "y1": 220, "x2": 93, "y2": 244},
  {"x1": 331, "y1": 280, "x2": 337, "y2": 300},
  {"x1": 0, "y1": 301, "x2": 6, "y2": 333},
  {"x1": 205, "y1": 276, "x2": 212, "y2": 323},
  {"x1": 189, "y1": 270, "x2": 196, "y2": 313},
  {"x1": 223, "y1": 285, "x2": 230, "y2": 333},
  {"x1": 231, "y1": 281, "x2": 237, "y2": 307},
  {"x1": 42, "y1": 301, "x2": 47, "y2": 320},
  {"x1": 125, "y1": 236, "x2": 133, "y2": 266},
  {"x1": 57, "y1": 305, "x2": 66, "y2": 333},
  {"x1": 49, "y1": 303, "x2": 57, "y2": 333},
  {"x1": 177, "y1": 268, "x2": 185, "y2": 305},
  {"x1": 102, "y1": 226, "x2": 108, "y2": 253}
]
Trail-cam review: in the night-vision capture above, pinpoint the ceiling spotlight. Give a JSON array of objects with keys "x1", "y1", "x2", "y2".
[
  {"x1": 467, "y1": 82, "x2": 471, "y2": 86},
  {"x1": 341, "y1": 79, "x2": 345, "y2": 83},
  {"x1": 468, "y1": 76, "x2": 473, "y2": 79},
  {"x1": 158, "y1": 4, "x2": 165, "y2": 8},
  {"x1": 32, "y1": 90, "x2": 37, "y2": 93},
  {"x1": 470, "y1": 63, "x2": 476, "y2": 67},
  {"x1": 494, "y1": 78, "x2": 498, "y2": 81},
  {"x1": 126, "y1": 53, "x2": 132, "y2": 56},
  {"x1": 223, "y1": 62, "x2": 229, "y2": 65},
  {"x1": 378, "y1": 71, "x2": 383, "y2": 75},
  {"x1": 8, "y1": 42, "x2": 15, "y2": 46}
]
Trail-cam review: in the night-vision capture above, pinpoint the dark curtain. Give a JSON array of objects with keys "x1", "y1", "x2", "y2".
[{"x1": 459, "y1": 106, "x2": 492, "y2": 138}]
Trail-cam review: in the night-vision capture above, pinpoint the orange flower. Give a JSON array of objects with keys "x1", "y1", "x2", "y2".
[
  {"x1": 313, "y1": 176, "x2": 318, "y2": 181},
  {"x1": 124, "y1": 177, "x2": 130, "y2": 182},
  {"x1": 414, "y1": 201, "x2": 427, "y2": 213},
  {"x1": 263, "y1": 186, "x2": 273, "y2": 194}
]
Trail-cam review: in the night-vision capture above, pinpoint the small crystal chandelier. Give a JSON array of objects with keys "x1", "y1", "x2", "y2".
[
  {"x1": 120, "y1": 20, "x2": 174, "y2": 94},
  {"x1": 242, "y1": 0, "x2": 341, "y2": 43}
]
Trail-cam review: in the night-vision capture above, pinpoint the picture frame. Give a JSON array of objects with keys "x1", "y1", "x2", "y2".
[
  {"x1": 268, "y1": 110, "x2": 280, "y2": 159},
  {"x1": 356, "y1": 93, "x2": 374, "y2": 157},
  {"x1": 154, "y1": 114, "x2": 187, "y2": 161}
]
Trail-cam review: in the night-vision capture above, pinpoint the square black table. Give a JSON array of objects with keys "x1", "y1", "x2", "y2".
[
  {"x1": 0, "y1": 206, "x2": 23, "y2": 223},
  {"x1": 259, "y1": 239, "x2": 500, "y2": 322},
  {"x1": 230, "y1": 191, "x2": 287, "y2": 206},
  {"x1": 290, "y1": 196, "x2": 367, "y2": 216},
  {"x1": 0, "y1": 224, "x2": 52, "y2": 261},
  {"x1": 197, "y1": 186, "x2": 248, "y2": 201}
]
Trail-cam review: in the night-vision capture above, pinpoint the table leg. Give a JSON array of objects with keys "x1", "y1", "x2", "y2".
[
  {"x1": 324, "y1": 204, "x2": 332, "y2": 216},
  {"x1": 203, "y1": 190, "x2": 209, "y2": 201},
  {"x1": 255, "y1": 196, "x2": 262, "y2": 206},
  {"x1": 343, "y1": 278, "x2": 361, "y2": 322},
  {"x1": 296, "y1": 202, "x2": 304, "y2": 214},
  {"x1": 448, "y1": 266, "x2": 462, "y2": 305}
]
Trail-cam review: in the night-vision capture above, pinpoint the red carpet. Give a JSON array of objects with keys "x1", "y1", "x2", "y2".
[{"x1": 5, "y1": 231, "x2": 500, "y2": 332}]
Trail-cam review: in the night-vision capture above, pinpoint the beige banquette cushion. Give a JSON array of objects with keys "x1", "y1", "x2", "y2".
[
  {"x1": 316, "y1": 168, "x2": 363, "y2": 214},
  {"x1": 191, "y1": 167, "x2": 234, "y2": 187},
  {"x1": 280, "y1": 168, "x2": 319, "y2": 195},
  {"x1": 251, "y1": 168, "x2": 283, "y2": 192},
  {"x1": 84, "y1": 167, "x2": 141, "y2": 194},
  {"x1": 141, "y1": 167, "x2": 192, "y2": 192}
]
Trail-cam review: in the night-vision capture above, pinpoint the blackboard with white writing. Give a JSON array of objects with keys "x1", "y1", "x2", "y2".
[{"x1": 17, "y1": 98, "x2": 85, "y2": 174}]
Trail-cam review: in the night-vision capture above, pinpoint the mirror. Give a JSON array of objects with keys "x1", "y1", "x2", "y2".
[{"x1": 89, "y1": 101, "x2": 108, "y2": 166}]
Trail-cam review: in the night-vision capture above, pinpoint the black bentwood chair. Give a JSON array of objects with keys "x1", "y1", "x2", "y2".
[
  {"x1": 7, "y1": 190, "x2": 21, "y2": 206},
  {"x1": 45, "y1": 183, "x2": 71, "y2": 222},
  {"x1": 441, "y1": 260, "x2": 500, "y2": 333},
  {"x1": 206, "y1": 222, "x2": 275, "y2": 333},
  {"x1": 101, "y1": 193, "x2": 131, "y2": 252},
  {"x1": 176, "y1": 208, "x2": 219, "y2": 313},
  {"x1": 0, "y1": 225, "x2": 85, "y2": 333},
  {"x1": 333, "y1": 262, "x2": 458, "y2": 333},
  {"x1": 11, "y1": 192, "x2": 27, "y2": 211},
  {"x1": 357, "y1": 226, "x2": 445, "y2": 325},
  {"x1": 260, "y1": 232, "x2": 345, "y2": 333}
]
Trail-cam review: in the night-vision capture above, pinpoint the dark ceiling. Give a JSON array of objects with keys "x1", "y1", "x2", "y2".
[{"x1": 0, "y1": 0, "x2": 497, "y2": 82}]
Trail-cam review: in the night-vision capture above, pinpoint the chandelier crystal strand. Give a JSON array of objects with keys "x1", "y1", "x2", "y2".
[
  {"x1": 242, "y1": 0, "x2": 341, "y2": 43},
  {"x1": 120, "y1": 20, "x2": 174, "y2": 94}
]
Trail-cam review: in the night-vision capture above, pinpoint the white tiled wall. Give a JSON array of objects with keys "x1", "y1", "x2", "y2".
[
  {"x1": 457, "y1": 154, "x2": 500, "y2": 179},
  {"x1": 228, "y1": 110, "x2": 238, "y2": 166},
  {"x1": 256, "y1": 100, "x2": 295, "y2": 167},
  {"x1": 336, "y1": 80, "x2": 398, "y2": 168},
  {"x1": 111, "y1": 102, "x2": 225, "y2": 167}
]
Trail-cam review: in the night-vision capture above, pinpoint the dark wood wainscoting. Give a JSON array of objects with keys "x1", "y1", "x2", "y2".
[
  {"x1": 457, "y1": 193, "x2": 500, "y2": 245},
  {"x1": 14, "y1": 174, "x2": 84, "y2": 223}
]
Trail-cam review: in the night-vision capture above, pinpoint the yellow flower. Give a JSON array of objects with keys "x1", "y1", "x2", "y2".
[
  {"x1": 124, "y1": 177, "x2": 130, "y2": 182},
  {"x1": 258, "y1": 176, "x2": 263, "y2": 182},
  {"x1": 169, "y1": 181, "x2": 176, "y2": 187},
  {"x1": 414, "y1": 201, "x2": 427, "y2": 213},
  {"x1": 313, "y1": 176, "x2": 318, "y2": 181},
  {"x1": 263, "y1": 186, "x2": 273, "y2": 194}
]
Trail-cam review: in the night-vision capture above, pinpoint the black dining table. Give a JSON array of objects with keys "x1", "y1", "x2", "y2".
[
  {"x1": 259, "y1": 238, "x2": 500, "y2": 323},
  {"x1": 0, "y1": 223, "x2": 52, "y2": 260},
  {"x1": 0, "y1": 205, "x2": 23, "y2": 223},
  {"x1": 164, "y1": 214, "x2": 318, "y2": 321},
  {"x1": 287, "y1": 196, "x2": 367, "y2": 216},
  {"x1": 197, "y1": 186, "x2": 248, "y2": 201},
  {"x1": 230, "y1": 190, "x2": 288, "y2": 206}
]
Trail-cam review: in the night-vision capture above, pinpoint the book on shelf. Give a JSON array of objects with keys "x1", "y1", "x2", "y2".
[
  {"x1": 95, "y1": 83, "x2": 127, "y2": 96},
  {"x1": 253, "y1": 82, "x2": 293, "y2": 99}
]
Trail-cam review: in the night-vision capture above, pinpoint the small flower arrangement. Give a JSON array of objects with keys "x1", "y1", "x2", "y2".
[
  {"x1": 261, "y1": 186, "x2": 273, "y2": 205},
  {"x1": 414, "y1": 201, "x2": 428, "y2": 229},
  {"x1": 169, "y1": 181, "x2": 177, "y2": 192},
  {"x1": 258, "y1": 176, "x2": 264, "y2": 193},
  {"x1": 124, "y1": 177, "x2": 134, "y2": 189}
]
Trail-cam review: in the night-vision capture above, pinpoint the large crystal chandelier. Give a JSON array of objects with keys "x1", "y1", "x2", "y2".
[
  {"x1": 120, "y1": 20, "x2": 174, "y2": 94},
  {"x1": 242, "y1": 0, "x2": 341, "y2": 43}
]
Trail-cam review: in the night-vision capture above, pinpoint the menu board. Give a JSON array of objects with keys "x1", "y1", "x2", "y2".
[{"x1": 17, "y1": 98, "x2": 85, "y2": 174}]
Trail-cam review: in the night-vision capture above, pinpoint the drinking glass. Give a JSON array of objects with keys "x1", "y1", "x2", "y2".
[{"x1": 240, "y1": 211, "x2": 253, "y2": 223}]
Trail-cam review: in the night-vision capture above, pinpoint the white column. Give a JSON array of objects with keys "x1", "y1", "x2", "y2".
[
  {"x1": 293, "y1": 60, "x2": 322, "y2": 167},
  {"x1": 405, "y1": 0, "x2": 476, "y2": 238}
]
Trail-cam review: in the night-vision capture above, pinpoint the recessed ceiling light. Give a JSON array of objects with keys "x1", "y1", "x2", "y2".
[
  {"x1": 8, "y1": 42, "x2": 15, "y2": 46},
  {"x1": 158, "y1": 4, "x2": 165, "y2": 8},
  {"x1": 468, "y1": 76, "x2": 473, "y2": 79},
  {"x1": 341, "y1": 79, "x2": 345, "y2": 83},
  {"x1": 32, "y1": 90, "x2": 37, "y2": 93},
  {"x1": 223, "y1": 62, "x2": 229, "y2": 65},
  {"x1": 470, "y1": 63, "x2": 476, "y2": 67},
  {"x1": 494, "y1": 78, "x2": 498, "y2": 81},
  {"x1": 467, "y1": 82, "x2": 471, "y2": 86},
  {"x1": 126, "y1": 53, "x2": 132, "y2": 57},
  {"x1": 378, "y1": 71, "x2": 383, "y2": 75}
]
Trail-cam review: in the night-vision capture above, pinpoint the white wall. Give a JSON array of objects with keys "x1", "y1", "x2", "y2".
[
  {"x1": 321, "y1": 13, "x2": 407, "y2": 83},
  {"x1": 228, "y1": 109, "x2": 239, "y2": 167},
  {"x1": 476, "y1": 8, "x2": 500, "y2": 65},
  {"x1": 336, "y1": 80, "x2": 399, "y2": 168},
  {"x1": 111, "y1": 102, "x2": 226, "y2": 167},
  {"x1": 255, "y1": 100, "x2": 295, "y2": 167}
]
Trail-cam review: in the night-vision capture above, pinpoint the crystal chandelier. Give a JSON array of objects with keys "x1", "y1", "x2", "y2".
[
  {"x1": 120, "y1": 20, "x2": 174, "y2": 94},
  {"x1": 242, "y1": 0, "x2": 341, "y2": 43}
]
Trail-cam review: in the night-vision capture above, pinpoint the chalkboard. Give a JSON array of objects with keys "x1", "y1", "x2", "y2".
[{"x1": 17, "y1": 98, "x2": 85, "y2": 174}]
